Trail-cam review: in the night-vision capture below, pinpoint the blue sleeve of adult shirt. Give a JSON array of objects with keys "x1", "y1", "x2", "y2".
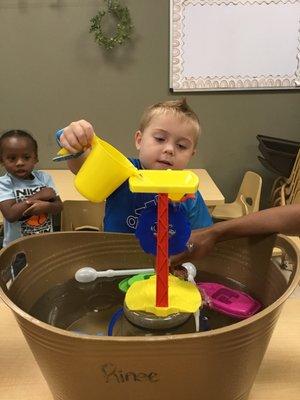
[{"x1": 181, "y1": 191, "x2": 213, "y2": 230}]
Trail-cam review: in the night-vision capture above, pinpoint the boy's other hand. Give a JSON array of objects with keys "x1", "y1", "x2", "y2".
[
  {"x1": 60, "y1": 120, "x2": 94, "y2": 154},
  {"x1": 23, "y1": 200, "x2": 49, "y2": 217},
  {"x1": 32, "y1": 187, "x2": 56, "y2": 202}
]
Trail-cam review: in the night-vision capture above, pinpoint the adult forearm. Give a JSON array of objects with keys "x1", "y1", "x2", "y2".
[
  {"x1": 213, "y1": 205, "x2": 300, "y2": 242},
  {"x1": 171, "y1": 205, "x2": 300, "y2": 266}
]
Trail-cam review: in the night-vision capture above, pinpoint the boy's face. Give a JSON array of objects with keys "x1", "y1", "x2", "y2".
[
  {"x1": 0, "y1": 137, "x2": 38, "y2": 179},
  {"x1": 135, "y1": 112, "x2": 197, "y2": 170}
]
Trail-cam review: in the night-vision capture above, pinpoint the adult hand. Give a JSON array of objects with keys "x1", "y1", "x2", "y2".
[
  {"x1": 170, "y1": 226, "x2": 218, "y2": 266},
  {"x1": 60, "y1": 120, "x2": 94, "y2": 154}
]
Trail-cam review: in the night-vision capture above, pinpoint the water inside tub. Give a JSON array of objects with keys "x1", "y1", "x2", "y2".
[{"x1": 29, "y1": 271, "x2": 262, "y2": 336}]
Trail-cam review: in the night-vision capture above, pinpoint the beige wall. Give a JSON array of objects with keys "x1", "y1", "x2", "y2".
[{"x1": 1, "y1": 0, "x2": 299, "y2": 206}]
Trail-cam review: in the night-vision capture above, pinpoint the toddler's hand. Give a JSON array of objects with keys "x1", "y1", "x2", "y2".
[
  {"x1": 32, "y1": 187, "x2": 56, "y2": 201},
  {"x1": 60, "y1": 120, "x2": 94, "y2": 154},
  {"x1": 23, "y1": 200, "x2": 49, "y2": 217}
]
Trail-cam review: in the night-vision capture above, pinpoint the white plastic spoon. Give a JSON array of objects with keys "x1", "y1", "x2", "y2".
[{"x1": 75, "y1": 267, "x2": 155, "y2": 283}]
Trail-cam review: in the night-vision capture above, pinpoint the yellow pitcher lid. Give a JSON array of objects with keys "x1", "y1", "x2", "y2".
[{"x1": 129, "y1": 169, "x2": 199, "y2": 201}]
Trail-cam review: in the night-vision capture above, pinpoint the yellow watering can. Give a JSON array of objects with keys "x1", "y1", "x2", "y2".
[
  {"x1": 75, "y1": 136, "x2": 139, "y2": 202},
  {"x1": 55, "y1": 135, "x2": 139, "y2": 202}
]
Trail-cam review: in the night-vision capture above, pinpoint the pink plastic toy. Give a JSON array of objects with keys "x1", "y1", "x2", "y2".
[{"x1": 197, "y1": 282, "x2": 261, "y2": 319}]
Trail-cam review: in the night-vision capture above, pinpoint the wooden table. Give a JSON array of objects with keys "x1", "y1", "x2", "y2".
[
  {"x1": 42, "y1": 169, "x2": 225, "y2": 207},
  {"x1": 42, "y1": 169, "x2": 85, "y2": 202},
  {"x1": 190, "y1": 168, "x2": 224, "y2": 207},
  {"x1": 0, "y1": 297, "x2": 299, "y2": 400}
]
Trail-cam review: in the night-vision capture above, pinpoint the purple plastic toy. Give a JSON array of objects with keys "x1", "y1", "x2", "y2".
[{"x1": 197, "y1": 282, "x2": 261, "y2": 319}]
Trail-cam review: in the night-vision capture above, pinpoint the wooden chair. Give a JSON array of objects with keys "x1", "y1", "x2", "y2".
[
  {"x1": 212, "y1": 171, "x2": 262, "y2": 220},
  {"x1": 60, "y1": 200, "x2": 105, "y2": 231}
]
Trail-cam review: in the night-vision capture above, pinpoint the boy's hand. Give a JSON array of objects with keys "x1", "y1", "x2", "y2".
[
  {"x1": 23, "y1": 200, "x2": 50, "y2": 217},
  {"x1": 32, "y1": 187, "x2": 56, "y2": 202},
  {"x1": 60, "y1": 120, "x2": 94, "y2": 154}
]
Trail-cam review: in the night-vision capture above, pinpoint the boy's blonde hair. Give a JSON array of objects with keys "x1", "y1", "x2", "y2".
[{"x1": 139, "y1": 98, "x2": 201, "y2": 145}]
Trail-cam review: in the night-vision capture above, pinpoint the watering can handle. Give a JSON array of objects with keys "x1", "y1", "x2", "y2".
[{"x1": 53, "y1": 134, "x2": 100, "y2": 162}]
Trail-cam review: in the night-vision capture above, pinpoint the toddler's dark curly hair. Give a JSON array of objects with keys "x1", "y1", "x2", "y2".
[{"x1": 0, "y1": 129, "x2": 38, "y2": 159}]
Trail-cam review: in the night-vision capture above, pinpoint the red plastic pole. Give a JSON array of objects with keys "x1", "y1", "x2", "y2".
[{"x1": 155, "y1": 193, "x2": 169, "y2": 307}]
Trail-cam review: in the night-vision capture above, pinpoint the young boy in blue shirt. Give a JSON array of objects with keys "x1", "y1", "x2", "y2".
[{"x1": 55, "y1": 98, "x2": 212, "y2": 233}]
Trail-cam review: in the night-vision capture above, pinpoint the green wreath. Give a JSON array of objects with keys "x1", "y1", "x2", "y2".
[{"x1": 90, "y1": 0, "x2": 133, "y2": 50}]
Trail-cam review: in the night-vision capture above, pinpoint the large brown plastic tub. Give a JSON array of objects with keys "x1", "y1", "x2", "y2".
[{"x1": 0, "y1": 232, "x2": 299, "y2": 400}]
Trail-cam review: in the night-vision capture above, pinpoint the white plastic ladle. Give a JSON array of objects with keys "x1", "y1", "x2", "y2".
[
  {"x1": 181, "y1": 263, "x2": 199, "y2": 332},
  {"x1": 181, "y1": 262, "x2": 197, "y2": 284},
  {"x1": 75, "y1": 267, "x2": 155, "y2": 283}
]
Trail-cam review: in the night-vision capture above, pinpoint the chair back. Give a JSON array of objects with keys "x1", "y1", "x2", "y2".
[
  {"x1": 290, "y1": 190, "x2": 300, "y2": 205},
  {"x1": 236, "y1": 171, "x2": 262, "y2": 213},
  {"x1": 286, "y1": 149, "x2": 300, "y2": 185},
  {"x1": 60, "y1": 200, "x2": 105, "y2": 231},
  {"x1": 269, "y1": 150, "x2": 300, "y2": 206}
]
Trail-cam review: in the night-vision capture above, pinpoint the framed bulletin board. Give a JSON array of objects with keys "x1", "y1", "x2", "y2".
[{"x1": 170, "y1": 0, "x2": 300, "y2": 91}]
